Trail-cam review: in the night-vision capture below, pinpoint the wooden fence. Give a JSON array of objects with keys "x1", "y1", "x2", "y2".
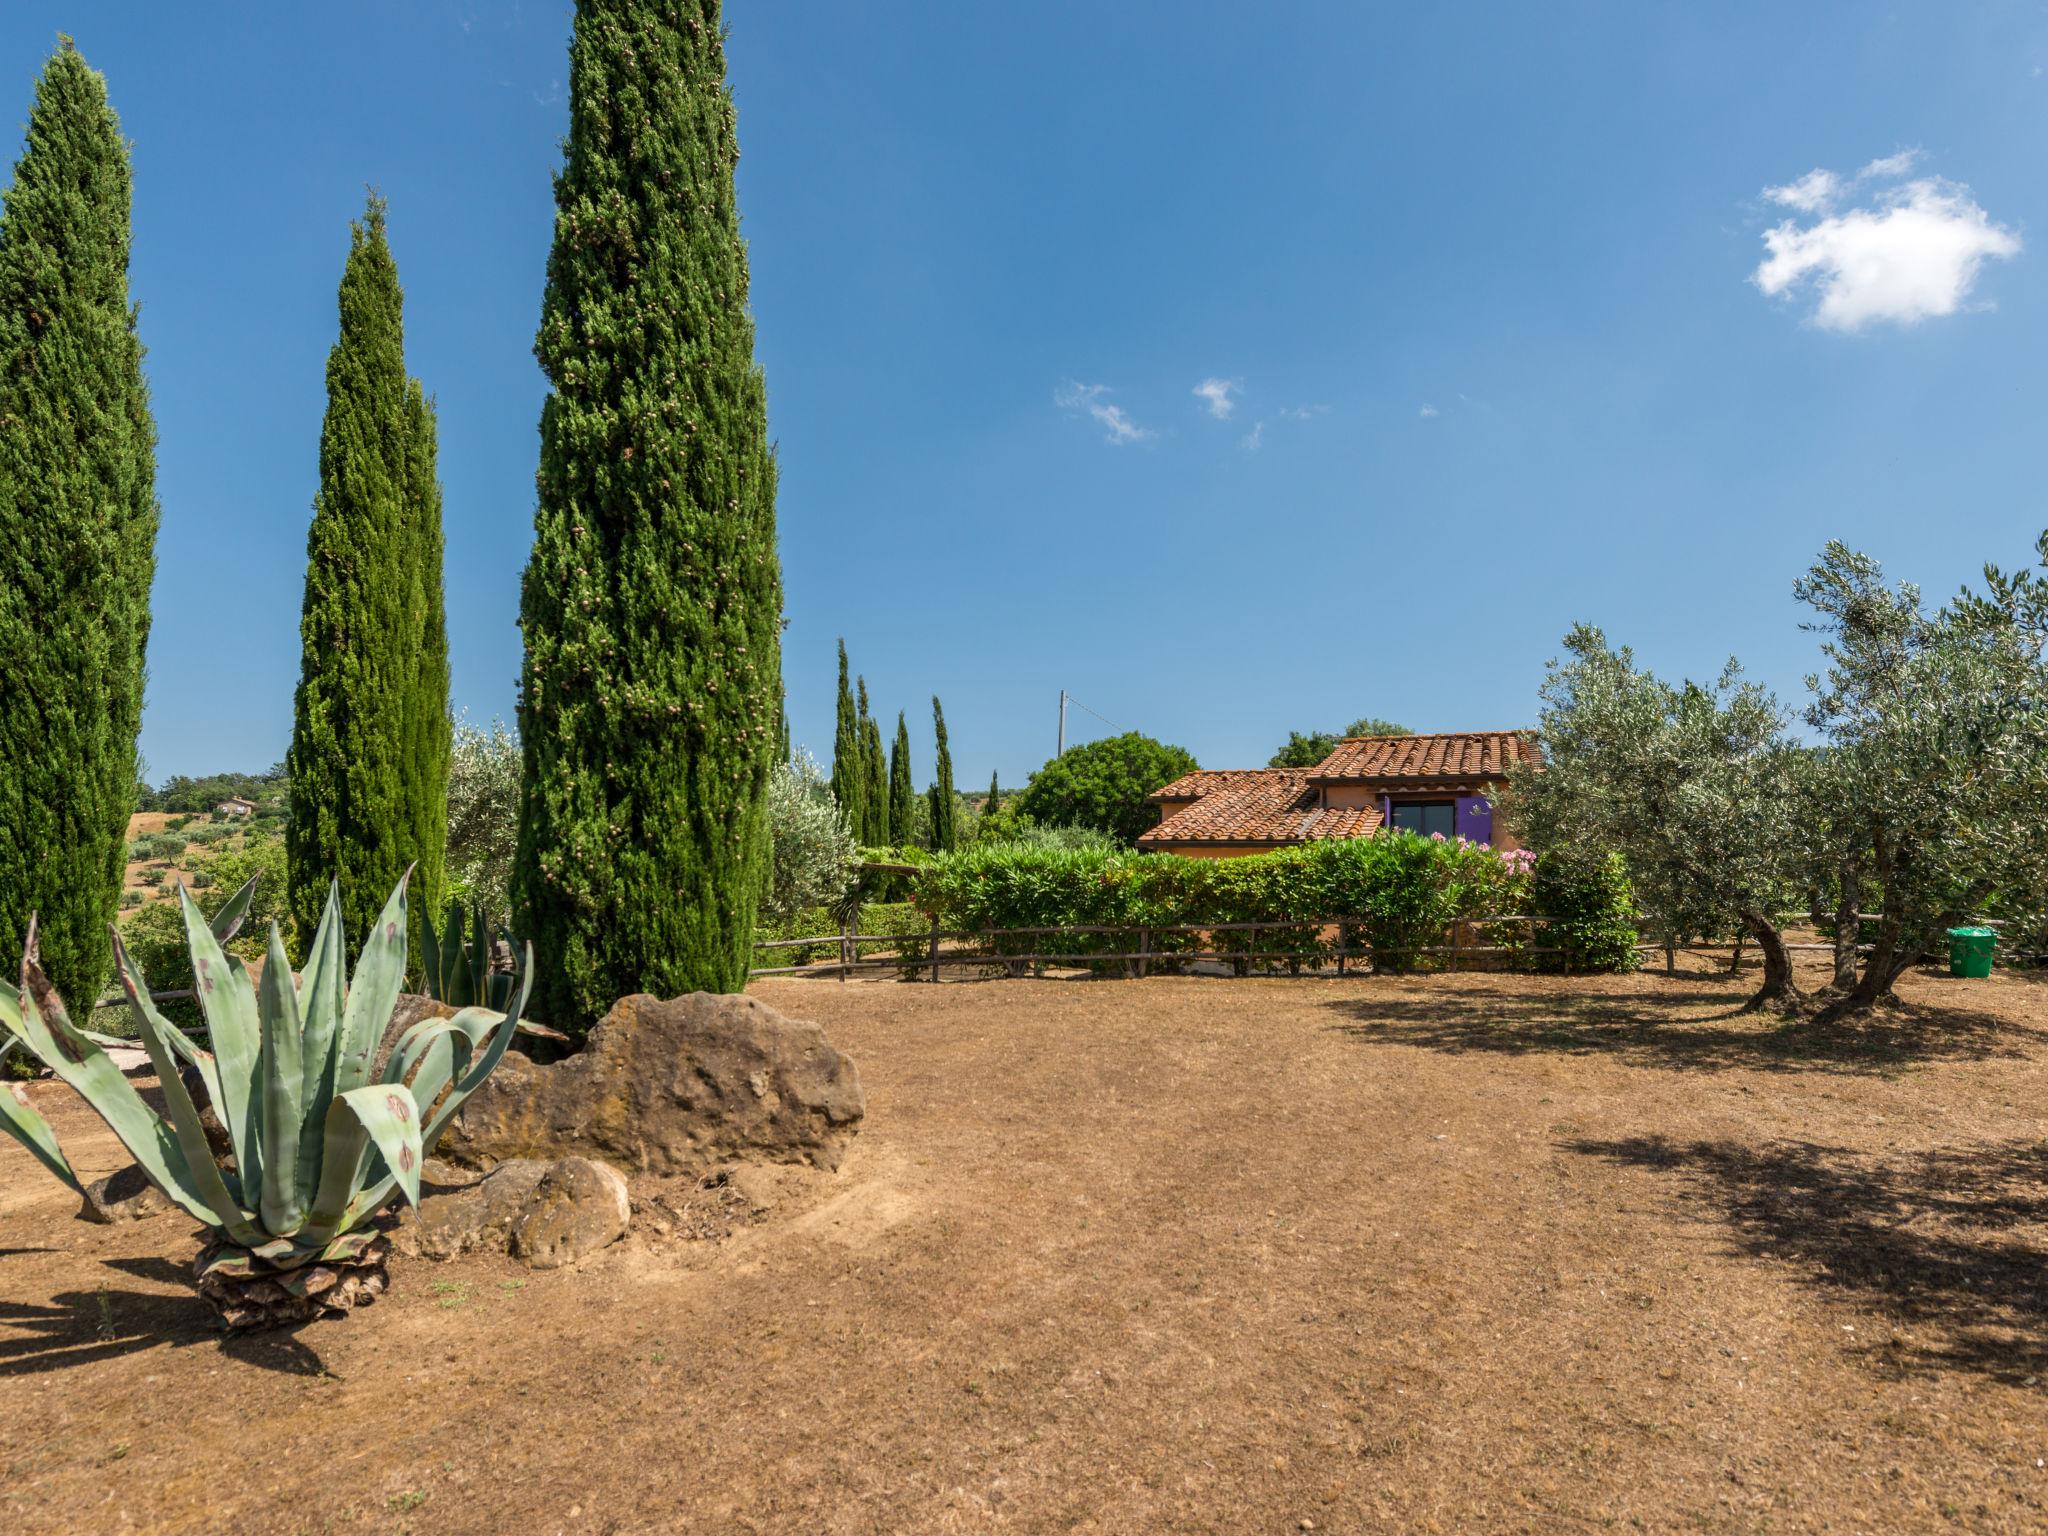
[
  {"x1": 750, "y1": 909, "x2": 2019, "y2": 984},
  {"x1": 751, "y1": 914, "x2": 1595, "y2": 982}
]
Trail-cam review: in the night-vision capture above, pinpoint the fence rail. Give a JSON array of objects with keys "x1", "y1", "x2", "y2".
[{"x1": 750, "y1": 913, "x2": 1586, "y2": 982}]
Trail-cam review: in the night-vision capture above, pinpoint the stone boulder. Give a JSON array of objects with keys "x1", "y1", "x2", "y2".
[
  {"x1": 509, "y1": 1157, "x2": 631, "y2": 1269},
  {"x1": 439, "y1": 992, "x2": 864, "y2": 1176},
  {"x1": 393, "y1": 1155, "x2": 630, "y2": 1268},
  {"x1": 77, "y1": 1163, "x2": 173, "y2": 1224},
  {"x1": 394, "y1": 1158, "x2": 550, "y2": 1261}
]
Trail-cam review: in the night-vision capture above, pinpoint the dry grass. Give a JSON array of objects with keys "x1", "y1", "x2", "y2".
[{"x1": 4, "y1": 955, "x2": 2048, "y2": 1533}]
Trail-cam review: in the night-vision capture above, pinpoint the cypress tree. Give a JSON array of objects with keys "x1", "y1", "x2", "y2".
[
  {"x1": 888, "y1": 711, "x2": 915, "y2": 850},
  {"x1": 830, "y1": 640, "x2": 864, "y2": 831},
  {"x1": 857, "y1": 678, "x2": 887, "y2": 845},
  {"x1": 286, "y1": 195, "x2": 448, "y2": 948},
  {"x1": 928, "y1": 695, "x2": 957, "y2": 851},
  {"x1": 987, "y1": 771, "x2": 1000, "y2": 814},
  {"x1": 0, "y1": 40, "x2": 157, "y2": 1006},
  {"x1": 513, "y1": 0, "x2": 783, "y2": 1024}
]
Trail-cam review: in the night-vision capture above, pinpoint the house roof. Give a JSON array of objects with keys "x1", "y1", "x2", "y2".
[
  {"x1": 1149, "y1": 769, "x2": 1268, "y2": 803},
  {"x1": 1137, "y1": 769, "x2": 1384, "y2": 849},
  {"x1": 1307, "y1": 731, "x2": 1537, "y2": 784}
]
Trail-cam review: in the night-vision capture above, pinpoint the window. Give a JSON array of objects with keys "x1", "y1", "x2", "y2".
[{"x1": 1389, "y1": 800, "x2": 1456, "y2": 838}]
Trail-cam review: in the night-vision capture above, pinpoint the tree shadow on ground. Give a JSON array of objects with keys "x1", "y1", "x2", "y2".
[
  {"x1": 0, "y1": 1274, "x2": 329, "y2": 1379},
  {"x1": 1321, "y1": 971, "x2": 2033, "y2": 1075},
  {"x1": 1568, "y1": 1134, "x2": 2048, "y2": 1383}
]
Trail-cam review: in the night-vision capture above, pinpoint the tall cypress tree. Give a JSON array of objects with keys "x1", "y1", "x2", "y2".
[
  {"x1": 513, "y1": 0, "x2": 783, "y2": 1023},
  {"x1": 0, "y1": 40, "x2": 157, "y2": 1006},
  {"x1": 830, "y1": 640, "x2": 864, "y2": 831},
  {"x1": 287, "y1": 195, "x2": 448, "y2": 948},
  {"x1": 987, "y1": 771, "x2": 1000, "y2": 813},
  {"x1": 857, "y1": 678, "x2": 887, "y2": 845},
  {"x1": 888, "y1": 711, "x2": 915, "y2": 850},
  {"x1": 928, "y1": 695, "x2": 957, "y2": 851}
]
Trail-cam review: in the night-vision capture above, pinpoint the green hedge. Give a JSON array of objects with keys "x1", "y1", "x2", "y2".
[{"x1": 907, "y1": 834, "x2": 1636, "y2": 975}]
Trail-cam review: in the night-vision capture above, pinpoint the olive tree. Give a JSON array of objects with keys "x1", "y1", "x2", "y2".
[
  {"x1": 1793, "y1": 537, "x2": 2048, "y2": 1017},
  {"x1": 1502, "y1": 624, "x2": 1806, "y2": 1009},
  {"x1": 762, "y1": 749, "x2": 858, "y2": 923}
]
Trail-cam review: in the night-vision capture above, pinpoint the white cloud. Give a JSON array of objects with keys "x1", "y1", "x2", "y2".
[
  {"x1": 1192, "y1": 377, "x2": 1240, "y2": 419},
  {"x1": 1752, "y1": 166, "x2": 2020, "y2": 332},
  {"x1": 1278, "y1": 403, "x2": 1329, "y2": 421},
  {"x1": 1859, "y1": 149, "x2": 1921, "y2": 180},
  {"x1": 1240, "y1": 421, "x2": 1265, "y2": 451},
  {"x1": 1418, "y1": 404, "x2": 1439, "y2": 418},
  {"x1": 1764, "y1": 168, "x2": 1841, "y2": 214},
  {"x1": 1055, "y1": 381, "x2": 1152, "y2": 445}
]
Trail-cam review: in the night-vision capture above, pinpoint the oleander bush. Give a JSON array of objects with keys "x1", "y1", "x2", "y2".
[{"x1": 1529, "y1": 850, "x2": 1641, "y2": 974}]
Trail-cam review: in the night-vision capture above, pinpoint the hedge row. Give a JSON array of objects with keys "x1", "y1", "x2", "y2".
[{"x1": 908, "y1": 834, "x2": 1639, "y2": 974}]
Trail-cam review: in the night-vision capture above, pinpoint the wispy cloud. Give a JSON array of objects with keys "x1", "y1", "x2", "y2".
[
  {"x1": 1764, "y1": 167, "x2": 1840, "y2": 214},
  {"x1": 1240, "y1": 421, "x2": 1265, "y2": 451},
  {"x1": 1418, "y1": 404, "x2": 1439, "y2": 418},
  {"x1": 1752, "y1": 151, "x2": 2019, "y2": 331},
  {"x1": 1192, "y1": 377, "x2": 1240, "y2": 420},
  {"x1": 1055, "y1": 381, "x2": 1153, "y2": 445},
  {"x1": 1278, "y1": 403, "x2": 1329, "y2": 421}
]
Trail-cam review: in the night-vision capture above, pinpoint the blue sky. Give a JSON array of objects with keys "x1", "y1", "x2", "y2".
[{"x1": 6, "y1": 4, "x2": 2047, "y2": 787}]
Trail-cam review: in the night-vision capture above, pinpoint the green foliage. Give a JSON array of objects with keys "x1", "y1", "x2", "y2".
[
  {"x1": 888, "y1": 712, "x2": 916, "y2": 850},
  {"x1": 1015, "y1": 733, "x2": 1200, "y2": 847},
  {"x1": 1502, "y1": 624, "x2": 1801, "y2": 998},
  {"x1": 1791, "y1": 536, "x2": 2048, "y2": 1006},
  {"x1": 0, "y1": 41, "x2": 158, "y2": 1010},
  {"x1": 762, "y1": 750, "x2": 857, "y2": 923},
  {"x1": 286, "y1": 194, "x2": 448, "y2": 952},
  {"x1": 0, "y1": 874, "x2": 533, "y2": 1315},
  {"x1": 140, "y1": 769, "x2": 286, "y2": 816},
  {"x1": 1531, "y1": 851, "x2": 1641, "y2": 973},
  {"x1": 513, "y1": 0, "x2": 783, "y2": 1027},
  {"x1": 830, "y1": 641, "x2": 865, "y2": 839},
  {"x1": 910, "y1": 834, "x2": 1594, "y2": 974},
  {"x1": 857, "y1": 677, "x2": 888, "y2": 844},
  {"x1": 446, "y1": 715, "x2": 520, "y2": 927},
  {"x1": 1268, "y1": 718, "x2": 1411, "y2": 768},
  {"x1": 928, "y1": 696, "x2": 958, "y2": 852}
]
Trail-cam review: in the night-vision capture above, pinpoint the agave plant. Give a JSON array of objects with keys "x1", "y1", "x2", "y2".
[
  {"x1": 0, "y1": 871, "x2": 532, "y2": 1329},
  {"x1": 421, "y1": 899, "x2": 516, "y2": 1012}
]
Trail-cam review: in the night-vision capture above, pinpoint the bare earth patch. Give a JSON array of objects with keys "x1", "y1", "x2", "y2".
[{"x1": 5, "y1": 956, "x2": 2048, "y2": 1532}]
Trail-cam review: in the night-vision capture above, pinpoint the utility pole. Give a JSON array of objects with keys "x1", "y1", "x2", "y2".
[{"x1": 1057, "y1": 689, "x2": 1067, "y2": 757}]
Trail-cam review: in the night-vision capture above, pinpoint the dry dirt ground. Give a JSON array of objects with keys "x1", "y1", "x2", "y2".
[{"x1": 6, "y1": 956, "x2": 2048, "y2": 1534}]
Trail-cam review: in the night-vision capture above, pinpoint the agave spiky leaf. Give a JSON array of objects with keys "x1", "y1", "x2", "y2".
[
  {"x1": 255, "y1": 921, "x2": 306, "y2": 1234},
  {"x1": 2, "y1": 923, "x2": 216, "y2": 1225},
  {"x1": 292, "y1": 883, "x2": 346, "y2": 1212},
  {"x1": 111, "y1": 933, "x2": 266, "y2": 1245},
  {"x1": 329, "y1": 873, "x2": 411, "y2": 1099},
  {"x1": 178, "y1": 884, "x2": 264, "y2": 1183},
  {"x1": 0, "y1": 1070, "x2": 84, "y2": 1197}
]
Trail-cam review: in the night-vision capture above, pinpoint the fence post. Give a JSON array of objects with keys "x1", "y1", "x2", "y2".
[
  {"x1": 1139, "y1": 926, "x2": 1151, "y2": 980},
  {"x1": 928, "y1": 915, "x2": 941, "y2": 984},
  {"x1": 839, "y1": 916, "x2": 852, "y2": 982}
]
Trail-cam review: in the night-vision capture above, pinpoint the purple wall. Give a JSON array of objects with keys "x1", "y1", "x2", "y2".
[{"x1": 1455, "y1": 794, "x2": 1494, "y2": 846}]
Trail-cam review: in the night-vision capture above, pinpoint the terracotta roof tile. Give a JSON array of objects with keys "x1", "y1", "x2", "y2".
[
  {"x1": 1137, "y1": 769, "x2": 1384, "y2": 849},
  {"x1": 1308, "y1": 731, "x2": 1538, "y2": 784}
]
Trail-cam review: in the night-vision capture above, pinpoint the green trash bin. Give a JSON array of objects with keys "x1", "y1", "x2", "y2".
[{"x1": 1947, "y1": 926, "x2": 1996, "y2": 979}]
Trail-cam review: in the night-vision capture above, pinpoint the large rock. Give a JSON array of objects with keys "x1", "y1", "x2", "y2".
[
  {"x1": 77, "y1": 1163, "x2": 173, "y2": 1224},
  {"x1": 440, "y1": 992, "x2": 864, "y2": 1176},
  {"x1": 393, "y1": 1158, "x2": 550, "y2": 1260},
  {"x1": 509, "y1": 1157, "x2": 631, "y2": 1269}
]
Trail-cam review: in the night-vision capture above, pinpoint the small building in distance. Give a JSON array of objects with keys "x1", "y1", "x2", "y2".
[
  {"x1": 216, "y1": 796, "x2": 257, "y2": 818},
  {"x1": 1136, "y1": 731, "x2": 1538, "y2": 859}
]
